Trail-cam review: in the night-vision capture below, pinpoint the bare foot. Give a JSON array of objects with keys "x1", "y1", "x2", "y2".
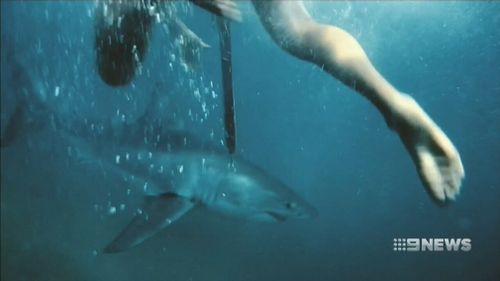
[
  {"x1": 389, "y1": 94, "x2": 465, "y2": 204},
  {"x1": 191, "y1": 0, "x2": 242, "y2": 22}
]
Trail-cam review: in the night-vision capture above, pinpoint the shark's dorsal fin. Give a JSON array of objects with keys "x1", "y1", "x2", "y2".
[{"x1": 103, "y1": 193, "x2": 195, "y2": 253}]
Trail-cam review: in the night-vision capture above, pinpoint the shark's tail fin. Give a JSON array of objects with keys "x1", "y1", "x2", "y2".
[
  {"x1": 1, "y1": 102, "x2": 28, "y2": 147},
  {"x1": 0, "y1": 55, "x2": 52, "y2": 148}
]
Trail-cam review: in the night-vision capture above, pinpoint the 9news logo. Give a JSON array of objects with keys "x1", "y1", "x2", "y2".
[{"x1": 393, "y1": 238, "x2": 471, "y2": 252}]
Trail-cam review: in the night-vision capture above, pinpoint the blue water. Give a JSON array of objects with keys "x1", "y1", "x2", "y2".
[{"x1": 1, "y1": 2, "x2": 499, "y2": 281}]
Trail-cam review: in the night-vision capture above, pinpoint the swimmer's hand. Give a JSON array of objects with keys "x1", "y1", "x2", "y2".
[
  {"x1": 191, "y1": 0, "x2": 242, "y2": 22},
  {"x1": 166, "y1": 18, "x2": 209, "y2": 71}
]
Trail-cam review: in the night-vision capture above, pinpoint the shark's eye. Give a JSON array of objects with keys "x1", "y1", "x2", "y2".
[{"x1": 285, "y1": 202, "x2": 296, "y2": 209}]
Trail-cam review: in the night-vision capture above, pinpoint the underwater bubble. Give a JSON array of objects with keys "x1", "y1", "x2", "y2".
[
  {"x1": 108, "y1": 206, "x2": 117, "y2": 215},
  {"x1": 36, "y1": 39, "x2": 43, "y2": 54},
  {"x1": 194, "y1": 88, "x2": 201, "y2": 100},
  {"x1": 181, "y1": 63, "x2": 189, "y2": 73}
]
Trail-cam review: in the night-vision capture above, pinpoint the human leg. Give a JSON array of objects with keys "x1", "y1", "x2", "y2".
[{"x1": 252, "y1": 1, "x2": 464, "y2": 203}]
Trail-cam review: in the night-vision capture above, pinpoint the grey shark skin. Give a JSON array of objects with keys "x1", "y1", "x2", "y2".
[
  {"x1": 97, "y1": 136, "x2": 318, "y2": 253},
  {"x1": 1, "y1": 72, "x2": 317, "y2": 253}
]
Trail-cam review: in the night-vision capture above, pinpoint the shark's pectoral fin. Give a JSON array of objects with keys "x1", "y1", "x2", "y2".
[{"x1": 103, "y1": 193, "x2": 195, "y2": 253}]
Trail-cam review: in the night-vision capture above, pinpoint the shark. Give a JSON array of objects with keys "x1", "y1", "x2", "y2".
[{"x1": 1, "y1": 61, "x2": 317, "y2": 253}]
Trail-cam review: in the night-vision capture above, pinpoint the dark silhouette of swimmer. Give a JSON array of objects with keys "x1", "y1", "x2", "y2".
[{"x1": 94, "y1": 0, "x2": 240, "y2": 86}]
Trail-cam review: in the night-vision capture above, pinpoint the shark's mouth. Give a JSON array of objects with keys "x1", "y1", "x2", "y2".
[{"x1": 266, "y1": 211, "x2": 287, "y2": 222}]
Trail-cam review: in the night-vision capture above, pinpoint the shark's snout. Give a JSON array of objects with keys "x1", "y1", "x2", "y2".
[
  {"x1": 302, "y1": 204, "x2": 319, "y2": 219},
  {"x1": 267, "y1": 197, "x2": 318, "y2": 222},
  {"x1": 294, "y1": 201, "x2": 318, "y2": 220}
]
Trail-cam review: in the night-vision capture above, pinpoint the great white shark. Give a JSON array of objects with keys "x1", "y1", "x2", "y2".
[
  {"x1": 1, "y1": 66, "x2": 317, "y2": 253},
  {"x1": 87, "y1": 123, "x2": 318, "y2": 253}
]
